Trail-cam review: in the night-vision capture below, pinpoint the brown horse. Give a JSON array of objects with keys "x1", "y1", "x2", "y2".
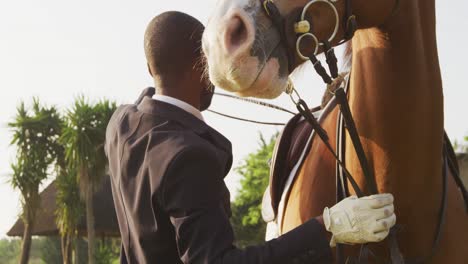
[{"x1": 203, "y1": 0, "x2": 468, "y2": 262}]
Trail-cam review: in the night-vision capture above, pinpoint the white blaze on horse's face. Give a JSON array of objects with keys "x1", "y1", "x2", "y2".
[{"x1": 203, "y1": 0, "x2": 289, "y2": 99}]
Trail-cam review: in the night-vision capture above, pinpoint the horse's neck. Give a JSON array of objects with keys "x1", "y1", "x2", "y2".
[{"x1": 348, "y1": 1, "x2": 443, "y2": 196}]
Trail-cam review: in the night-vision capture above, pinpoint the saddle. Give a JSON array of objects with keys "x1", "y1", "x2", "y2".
[{"x1": 265, "y1": 106, "x2": 321, "y2": 220}]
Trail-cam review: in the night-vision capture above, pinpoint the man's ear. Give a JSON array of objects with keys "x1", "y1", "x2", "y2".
[{"x1": 147, "y1": 63, "x2": 153, "y2": 77}]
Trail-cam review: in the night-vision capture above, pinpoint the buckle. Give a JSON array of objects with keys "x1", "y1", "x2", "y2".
[
  {"x1": 294, "y1": 20, "x2": 310, "y2": 34},
  {"x1": 262, "y1": 0, "x2": 272, "y2": 17}
]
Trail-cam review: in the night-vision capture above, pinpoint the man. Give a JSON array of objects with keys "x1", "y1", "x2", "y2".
[{"x1": 105, "y1": 11, "x2": 396, "y2": 264}]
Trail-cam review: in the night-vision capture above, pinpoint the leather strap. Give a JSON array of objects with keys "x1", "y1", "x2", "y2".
[
  {"x1": 262, "y1": 0, "x2": 295, "y2": 72},
  {"x1": 334, "y1": 78, "x2": 404, "y2": 264},
  {"x1": 324, "y1": 40, "x2": 339, "y2": 78},
  {"x1": 444, "y1": 132, "x2": 468, "y2": 212},
  {"x1": 336, "y1": 104, "x2": 349, "y2": 202},
  {"x1": 389, "y1": 227, "x2": 405, "y2": 264},
  {"x1": 343, "y1": 0, "x2": 357, "y2": 41},
  {"x1": 335, "y1": 76, "x2": 349, "y2": 264},
  {"x1": 296, "y1": 99, "x2": 365, "y2": 197},
  {"x1": 335, "y1": 87, "x2": 378, "y2": 195}
]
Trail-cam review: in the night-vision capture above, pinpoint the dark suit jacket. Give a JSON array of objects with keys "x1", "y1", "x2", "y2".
[{"x1": 105, "y1": 89, "x2": 332, "y2": 264}]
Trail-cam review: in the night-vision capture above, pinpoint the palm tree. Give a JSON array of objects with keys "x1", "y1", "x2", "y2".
[
  {"x1": 55, "y1": 165, "x2": 83, "y2": 264},
  {"x1": 54, "y1": 114, "x2": 83, "y2": 264},
  {"x1": 61, "y1": 97, "x2": 116, "y2": 264},
  {"x1": 8, "y1": 99, "x2": 62, "y2": 264}
]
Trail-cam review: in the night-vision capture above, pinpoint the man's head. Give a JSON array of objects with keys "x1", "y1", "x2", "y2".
[{"x1": 144, "y1": 11, "x2": 214, "y2": 111}]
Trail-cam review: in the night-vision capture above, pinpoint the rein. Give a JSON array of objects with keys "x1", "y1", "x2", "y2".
[
  {"x1": 207, "y1": 109, "x2": 286, "y2": 126},
  {"x1": 207, "y1": 92, "x2": 293, "y2": 126},
  {"x1": 213, "y1": 92, "x2": 295, "y2": 115}
]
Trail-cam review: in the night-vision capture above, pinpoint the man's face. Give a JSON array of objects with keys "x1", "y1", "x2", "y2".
[{"x1": 200, "y1": 80, "x2": 215, "y2": 111}]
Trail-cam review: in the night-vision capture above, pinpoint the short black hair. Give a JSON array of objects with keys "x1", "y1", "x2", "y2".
[{"x1": 144, "y1": 11, "x2": 205, "y2": 84}]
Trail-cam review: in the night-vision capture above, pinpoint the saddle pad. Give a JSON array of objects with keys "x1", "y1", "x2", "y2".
[{"x1": 267, "y1": 107, "x2": 321, "y2": 218}]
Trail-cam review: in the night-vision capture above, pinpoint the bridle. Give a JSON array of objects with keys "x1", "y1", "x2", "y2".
[
  {"x1": 255, "y1": 0, "x2": 468, "y2": 264},
  {"x1": 259, "y1": 0, "x2": 401, "y2": 199},
  {"x1": 262, "y1": 0, "x2": 358, "y2": 79},
  {"x1": 261, "y1": 0, "x2": 401, "y2": 82}
]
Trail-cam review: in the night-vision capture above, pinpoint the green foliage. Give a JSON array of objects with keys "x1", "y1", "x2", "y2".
[
  {"x1": 73, "y1": 238, "x2": 89, "y2": 264},
  {"x1": 0, "y1": 238, "x2": 62, "y2": 264},
  {"x1": 55, "y1": 166, "x2": 83, "y2": 237},
  {"x1": 7, "y1": 96, "x2": 118, "y2": 264},
  {"x1": 0, "y1": 239, "x2": 21, "y2": 264},
  {"x1": 454, "y1": 135, "x2": 468, "y2": 153},
  {"x1": 95, "y1": 238, "x2": 120, "y2": 264},
  {"x1": 60, "y1": 96, "x2": 117, "y2": 264},
  {"x1": 231, "y1": 133, "x2": 277, "y2": 247},
  {"x1": 60, "y1": 97, "x2": 116, "y2": 193},
  {"x1": 54, "y1": 102, "x2": 84, "y2": 255},
  {"x1": 8, "y1": 99, "x2": 63, "y2": 263},
  {"x1": 9, "y1": 99, "x2": 63, "y2": 213},
  {"x1": 37, "y1": 237, "x2": 62, "y2": 264}
]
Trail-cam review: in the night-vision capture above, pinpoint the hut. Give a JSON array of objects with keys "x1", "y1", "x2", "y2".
[{"x1": 7, "y1": 176, "x2": 119, "y2": 237}]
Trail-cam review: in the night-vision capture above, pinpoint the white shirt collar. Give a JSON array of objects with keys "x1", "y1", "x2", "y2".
[{"x1": 153, "y1": 94, "x2": 204, "y2": 121}]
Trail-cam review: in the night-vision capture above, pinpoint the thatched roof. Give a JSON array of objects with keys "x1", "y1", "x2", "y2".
[{"x1": 7, "y1": 176, "x2": 119, "y2": 237}]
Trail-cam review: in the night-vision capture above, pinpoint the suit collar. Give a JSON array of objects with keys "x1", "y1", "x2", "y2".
[
  {"x1": 137, "y1": 96, "x2": 232, "y2": 154},
  {"x1": 153, "y1": 94, "x2": 204, "y2": 121}
]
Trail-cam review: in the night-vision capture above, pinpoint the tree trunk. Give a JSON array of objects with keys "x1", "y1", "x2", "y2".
[
  {"x1": 19, "y1": 200, "x2": 37, "y2": 264},
  {"x1": 19, "y1": 222, "x2": 33, "y2": 264},
  {"x1": 74, "y1": 237, "x2": 80, "y2": 264},
  {"x1": 86, "y1": 182, "x2": 96, "y2": 264},
  {"x1": 61, "y1": 235, "x2": 66, "y2": 264},
  {"x1": 62, "y1": 234, "x2": 72, "y2": 264}
]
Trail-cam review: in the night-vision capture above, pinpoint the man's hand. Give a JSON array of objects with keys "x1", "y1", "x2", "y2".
[{"x1": 323, "y1": 193, "x2": 396, "y2": 247}]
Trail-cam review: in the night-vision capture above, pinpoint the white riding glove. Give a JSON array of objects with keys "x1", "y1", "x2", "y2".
[{"x1": 323, "y1": 193, "x2": 396, "y2": 247}]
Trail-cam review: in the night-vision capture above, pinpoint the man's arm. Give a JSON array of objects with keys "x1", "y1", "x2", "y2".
[{"x1": 159, "y1": 145, "x2": 332, "y2": 264}]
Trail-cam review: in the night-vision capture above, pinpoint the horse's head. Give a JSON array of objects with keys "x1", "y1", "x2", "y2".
[{"x1": 202, "y1": 0, "x2": 398, "y2": 98}]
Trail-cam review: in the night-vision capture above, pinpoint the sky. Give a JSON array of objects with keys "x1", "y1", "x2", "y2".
[{"x1": 0, "y1": 0, "x2": 467, "y2": 238}]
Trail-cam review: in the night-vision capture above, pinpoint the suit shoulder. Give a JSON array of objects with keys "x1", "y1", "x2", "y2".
[
  {"x1": 149, "y1": 128, "x2": 216, "y2": 158},
  {"x1": 106, "y1": 104, "x2": 137, "y2": 130}
]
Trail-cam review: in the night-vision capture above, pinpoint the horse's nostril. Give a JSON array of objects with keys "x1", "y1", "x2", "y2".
[{"x1": 225, "y1": 15, "x2": 249, "y2": 53}]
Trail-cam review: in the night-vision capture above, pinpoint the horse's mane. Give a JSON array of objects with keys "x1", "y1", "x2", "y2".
[{"x1": 342, "y1": 42, "x2": 353, "y2": 71}]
